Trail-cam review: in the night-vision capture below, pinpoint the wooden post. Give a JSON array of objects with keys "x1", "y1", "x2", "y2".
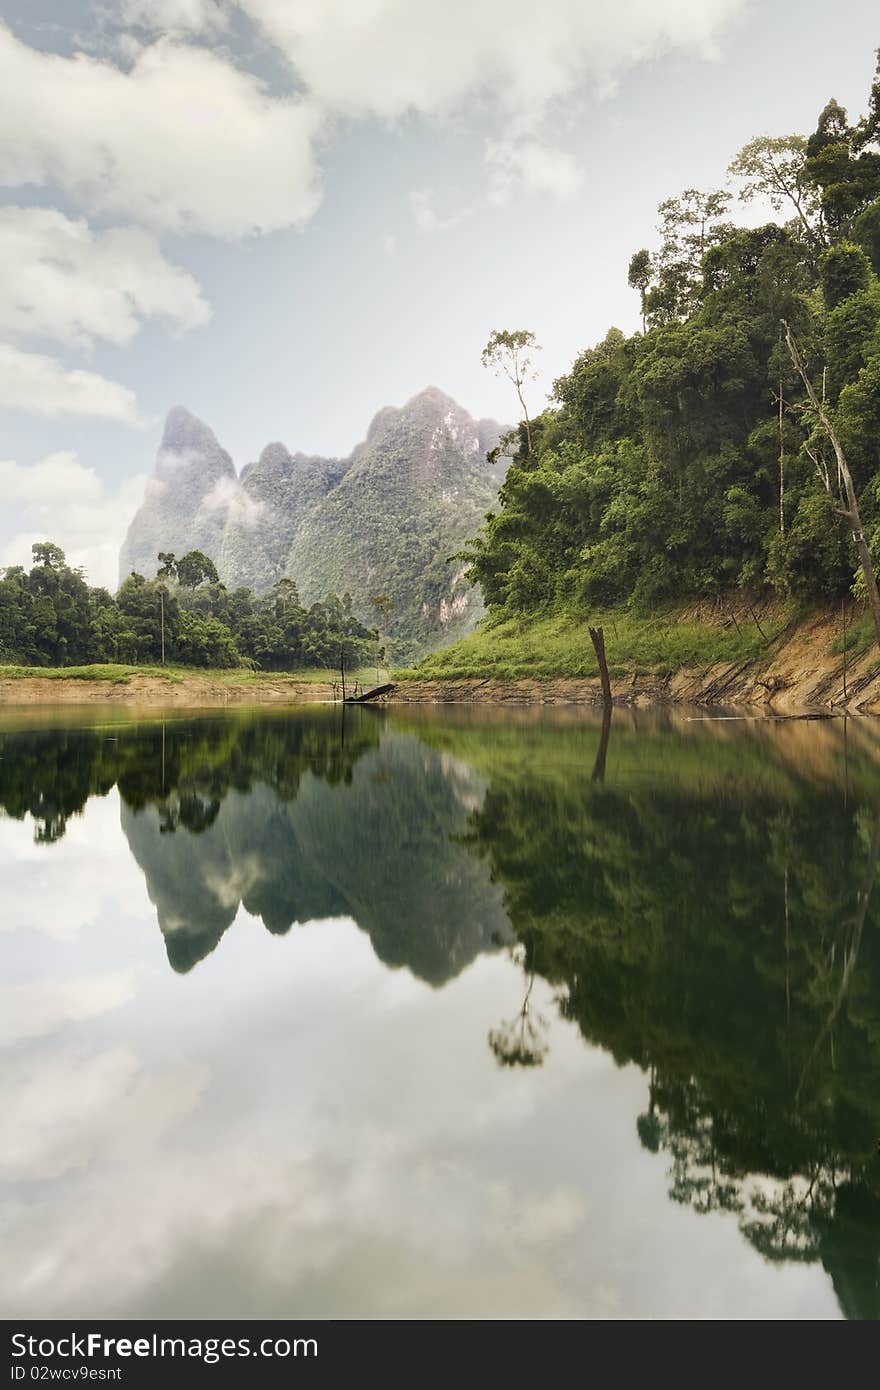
[
  {"x1": 588, "y1": 626, "x2": 613, "y2": 708},
  {"x1": 339, "y1": 644, "x2": 346, "y2": 703},
  {"x1": 159, "y1": 587, "x2": 165, "y2": 665}
]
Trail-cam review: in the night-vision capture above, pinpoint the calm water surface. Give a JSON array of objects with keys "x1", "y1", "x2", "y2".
[{"x1": 1, "y1": 703, "x2": 879, "y2": 1319}]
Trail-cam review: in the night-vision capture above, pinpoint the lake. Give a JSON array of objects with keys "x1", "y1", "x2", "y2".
[{"x1": 1, "y1": 703, "x2": 878, "y2": 1320}]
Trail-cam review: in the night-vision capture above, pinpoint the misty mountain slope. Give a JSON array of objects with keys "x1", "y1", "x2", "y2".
[
  {"x1": 285, "y1": 388, "x2": 505, "y2": 643},
  {"x1": 119, "y1": 406, "x2": 237, "y2": 582},
  {"x1": 218, "y1": 443, "x2": 350, "y2": 593},
  {"x1": 119, "y1": 388, "x2": 505, "y2": 646}
]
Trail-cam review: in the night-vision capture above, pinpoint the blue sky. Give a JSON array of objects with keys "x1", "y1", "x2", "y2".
[{"x1": 0, "y1": 0, "x2": 878, "y2": 586}]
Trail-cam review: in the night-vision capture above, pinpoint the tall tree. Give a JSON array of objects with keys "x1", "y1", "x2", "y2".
[
  {"x1": 481, "y1": 328, "x2": 541, "y2": 453},
  {"x1": 782, "y1": 319, "x2": 880, "y2": 650},
  {"x1": 627, "y1": 249, "x2": 653, "y2": 331},
  {"x1": 728, "y1": 134, "x2": 823, "y2": 255}
]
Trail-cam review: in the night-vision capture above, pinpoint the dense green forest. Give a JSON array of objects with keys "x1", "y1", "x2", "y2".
[
  {"x1": 463, "y1": 52, "x2": 880, "y2": 623},
  {"x1": 0, "y1": 541, "x2": 375, "y2": 671}
]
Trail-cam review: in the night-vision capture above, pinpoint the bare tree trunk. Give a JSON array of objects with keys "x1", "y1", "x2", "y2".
[
  {"x1": 516, "y1": 386, "x2": 532, "y2": 453},
  {"x1": 588, "y1": 626, "x2": 613, "y2": 708},
  {"x1": 783, "y1": 322, "x2": 880, "y2": 651},
  {"x1": 339, "y1": 645, "x2": 346, "y2": 702}
]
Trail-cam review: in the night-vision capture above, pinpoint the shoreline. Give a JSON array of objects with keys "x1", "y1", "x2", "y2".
[{"x1": 2, "y1": 609, "x2": 880, "y2": 713}]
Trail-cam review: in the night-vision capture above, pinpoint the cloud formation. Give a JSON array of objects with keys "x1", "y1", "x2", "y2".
[
  {"x1": 0, "y1": 346, "x2": 142, "y2": 426},
  {"x1": 239, "y1": 0, "x2": 745, "y2": 123},
  {"x1": 0, "y1": 207, "x2": 210, "y2": 348},
  {"x1": 0, "y1": 23, "x2": 322, "y2": 237},
  {"x1": 0, "y1": 452, "x2": 147, "y2": 588}
]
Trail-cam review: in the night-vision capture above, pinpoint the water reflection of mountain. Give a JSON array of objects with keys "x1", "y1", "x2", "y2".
[
  {"x1": 0, "y1": 712, "x2": 511, "y2": 983},
  {"x1": 122, "y1": 726, "x2": 511, "y2": 981},
  {"x1": 431, "y1": 711, "x2": 880, "y2": 1321}
]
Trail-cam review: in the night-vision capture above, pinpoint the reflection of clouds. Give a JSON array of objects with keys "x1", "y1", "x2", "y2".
[
  {"x1": 0, "y1": 791, "x2": 148, "y2": 940},
  {"x1": 0, "y1": 928, "x2": 593, "y2": 1318},
  {"x1": 0, "y1": 904, "x2": 841, "y2": 1320},
  {"x1": 0, "y1": 1125, "x2": 588, "y2": 1319},
  {"x1": 0, "y1": 1048, "x2": 208, "y2": 1183},
  {"x1": 202, "y1": 855, "x2": 265, "y2": 911},
  {"x1": 0, "y1": 970, "x2": 138, "y2": 1045}
]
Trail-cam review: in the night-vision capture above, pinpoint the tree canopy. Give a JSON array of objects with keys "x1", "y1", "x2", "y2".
[
  {"x1": 464, "y1": 50, "x2": 880, "y2": 620},
  {"x1": 0, "y1": 544, "x2": 373, "y2": 671}
]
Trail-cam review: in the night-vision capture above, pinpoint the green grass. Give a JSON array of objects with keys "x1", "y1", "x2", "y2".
[
  {"x1": 394, "y1": 606, "x2": 785, "y2": 683},
  {"x1": 0, "y1": 663, "x2": 384, "y2": 686},
  {"x1": 0, "y1": 663, "x2": 176, "y2": 684}
]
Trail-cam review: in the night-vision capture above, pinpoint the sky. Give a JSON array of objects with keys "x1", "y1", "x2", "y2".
[{"x1": 0, "y1": 0, "x2": 878, "y2": 587}]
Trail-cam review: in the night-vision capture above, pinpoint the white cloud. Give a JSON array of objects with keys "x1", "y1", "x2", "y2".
[
  {"x1": 0, "y1": 24, "x2": 322, "y2": 237},
  {"x1": 0, "y1": 344, "x2": 142, "y2": 426},
  {"x1": 0, "y1": 4, "x2": 747, "y2": 249},
  {"x1": 486, "y1": 138, "x2": 584, "y2": 203},
  {"x1": 238, "y1": 0, "x2": 746, "y2": 208},
  {"x1": 240, "y1": 0, "x2": 746, "y2": 123},
  {"x1": 0, "y1": 208, "x2": 210, "y2": 349},
  {"x1": 0, "y1": 453, "x2": 148, "y2": 589},
  {"x1": 0, "y1": 345, "x2": 142, "y2": 426}
]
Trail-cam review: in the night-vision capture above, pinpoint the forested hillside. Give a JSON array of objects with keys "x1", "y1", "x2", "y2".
[
  {"x1": 461, "y1": 52, "x2": 880, "y2": 632},
  {"x1": 120, "y1": 389, "x2": 504, "y2": 653}
]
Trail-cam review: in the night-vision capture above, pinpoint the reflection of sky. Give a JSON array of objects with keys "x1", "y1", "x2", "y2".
[{"x1": 0, "y1": 791, "x2": 840, "y2": 1319}]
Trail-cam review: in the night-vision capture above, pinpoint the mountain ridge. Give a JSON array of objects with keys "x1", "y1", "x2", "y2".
[{"x1": 120, "y1": 388, "x2": 506, "y2": 649}]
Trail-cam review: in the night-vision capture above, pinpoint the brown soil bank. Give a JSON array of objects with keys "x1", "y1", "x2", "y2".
[
  {"x1": 0, "y1": 674, "x2": 335, "y2": 707},
  {"x1": 392, "y1": 610, "x2": 880, "y2": 714}
]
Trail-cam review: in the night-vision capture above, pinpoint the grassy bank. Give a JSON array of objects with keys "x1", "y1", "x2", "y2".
[
  {"x1": 395, "y1": 605, "x2": 790, "y2": 683},
  {"x1": 0, "y1": 663, "x2": 382, "y2": 686}
]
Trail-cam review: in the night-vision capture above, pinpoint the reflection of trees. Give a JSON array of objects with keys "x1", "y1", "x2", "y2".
[
  {"x1": 462, "y1": 728, "x2": 880, "y2": 1318},
  {"x1": 0, "y1": 710, "x2": 379, "y2": 843},
  {"x1": 488, "y1": 967, "x2": 549, "y2": 1068}
]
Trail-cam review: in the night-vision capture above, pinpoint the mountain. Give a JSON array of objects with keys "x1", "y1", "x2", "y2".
[
  {"x1": 119, "y1": 406, "x2": 237, "y2": 582},
  {"x1": 119, "y1": 389, "x2": 505, "y2": 648}
]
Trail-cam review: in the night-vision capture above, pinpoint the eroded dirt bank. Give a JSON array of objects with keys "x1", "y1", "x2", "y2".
[
  {"x1": 0, "y1": 675, "x2": 335, "y2": 706},
  {"x1": 392, "y1": 610, "x2": 880, "y2": 714}
]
